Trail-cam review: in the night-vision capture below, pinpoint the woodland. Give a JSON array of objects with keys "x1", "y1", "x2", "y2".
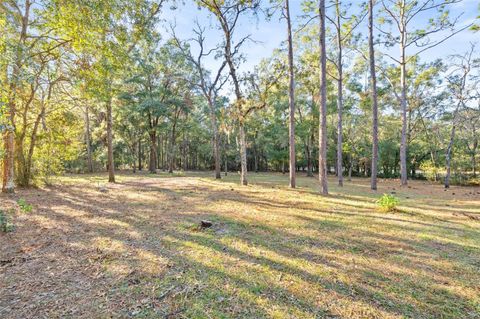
[{"x1": 1, "y1": 1, "x2": 480, "y2": 318}]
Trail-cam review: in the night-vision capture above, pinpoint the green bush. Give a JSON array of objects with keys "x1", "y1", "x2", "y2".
[
  {"x1": 0, "y1": 210, "x2": 14, "y2": 233},
  {"x1": 17, "y1": 198, "x2": 33, "y2": 213},
  {"x1": 419, "y1": 160, "x2": 440, "y2": 182},
  {"x1": 377, "y1": 194, "x2": 400, "y2": 212}
]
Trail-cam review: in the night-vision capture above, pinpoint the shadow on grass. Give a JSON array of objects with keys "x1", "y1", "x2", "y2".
[{"x1": 2, "y1": 172, "x2": 479, "y2": 318}]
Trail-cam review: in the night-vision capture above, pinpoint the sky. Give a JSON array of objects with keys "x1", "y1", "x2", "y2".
[{"x1": 159, "y1": 0, "x2": 479, "y2": 76}]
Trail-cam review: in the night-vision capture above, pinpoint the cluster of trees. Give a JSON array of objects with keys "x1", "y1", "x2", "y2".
[{"x1": 1, "y1": 0, "x2": 479, "y2": 194}]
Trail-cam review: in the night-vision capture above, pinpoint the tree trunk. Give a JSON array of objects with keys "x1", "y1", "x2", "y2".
[
  {"x1": 224, "y1": 154, "x2": 228, "y2": 176},
  {"x1": 399, "y1": 2, "x2": 408, "y2": 186},
  {"x1": 286, "y1": 0, "x2": 296, "y2": 188},
  {"x1": 348, "y1": 153, "x2": 353, "y2": 182},
  {"x1": 168, "y1": 112, "x2": 178, "y2": 174},
  {"x1": 2, "y1": 130, "x2": 15, "y2": 193},
  {"x1": 138, "y1": 137, "x2": 143, "y2": 171},
  {"x1": 2, "y1": 1, "x2": 31, "y2": 193},
  {"x1": 335, "y1": 1, "x2": 343, "y2": 187},
  {"x1": 472, "y1": 152, "x2": 477, "y2": 178},
  {"x1": 444, "y1": 124, "x2": 456, "y2": 188},
  {"x1": 239, "y1": 123, "x2": 248, "y2": 185},
  {"x1": 106, "y1": 97, "x2": 115, "y2": 183},
  {"x1": 85, "y1": 105, "x2": 94, "y2": 173},
  {"x1": 132, "y1": 140, "x2": 137, "y2": 173},
  {"x1": 369, "y1": 0, "x2": 379, "y2": 190},
  {"x1": 221, "y1": 12, "x2": 248, "y2": 185},
  {"x1": 157, "y1": 135, "x2": 161, "y2": 169},
  {"x1": 318, "y1": 0, "x2": 328, "y2": 195},
  {"x1": 306, "y1": 137, "x2": 313, "y2": 177},
  {"x1": 208, "y1": 99, "x2": 221, "y2": 179},
  {"x1": 24, "y1": 103, "x2": 46, "y2": 185},
  {"x1": 183, "y1": 135, "x2": 188, "y2": 172},
  {"x1": 471, "y1": 134, "x2": 477, "y2": 178},
  {"x1": 148, "y1": 131, "x2": 157, "y2": 173}
]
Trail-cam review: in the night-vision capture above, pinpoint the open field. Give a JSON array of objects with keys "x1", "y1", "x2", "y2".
[{"x1": 1, "y1": 171, "x2": 479, "y2": 318}]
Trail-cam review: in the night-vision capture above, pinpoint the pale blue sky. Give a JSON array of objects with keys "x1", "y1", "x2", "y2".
[{"x1": 160, "y1": 0, "x2": 479, "y2": 74}]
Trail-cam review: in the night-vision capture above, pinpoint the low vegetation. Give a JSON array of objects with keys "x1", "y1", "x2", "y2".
[
  {"x1": 377, "y1": 194, "x2": 400, "y2": 212},
  {"x1": 16, "y1": 198, "x2": 33, "y2": 213},
  {"x1": 0, "y1": 210, "x2": 14, "y2": 233},
  {"x1": 1, "y1": 172, "x2": 479, "y2": 318}
]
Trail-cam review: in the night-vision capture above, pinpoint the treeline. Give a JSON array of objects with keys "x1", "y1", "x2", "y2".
[{"x1": 1, "y1": 0, "x2": 479, "y2": 194}]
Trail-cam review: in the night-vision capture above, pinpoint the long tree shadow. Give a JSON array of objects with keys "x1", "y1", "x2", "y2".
[{"x1": 2, "y1": 174, "x2": 480, "y2": 318}]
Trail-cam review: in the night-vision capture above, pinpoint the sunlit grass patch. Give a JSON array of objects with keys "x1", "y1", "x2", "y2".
[{"x1": 2, "y1": 171, "x2": 479, "y2": 318}]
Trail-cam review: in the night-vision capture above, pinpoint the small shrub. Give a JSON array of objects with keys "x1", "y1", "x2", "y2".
[
  {"x1": 377, "y1": 194, "x2": 399, "y2": 212},
  {"x1": 17, "y1": 198, "x2": 33, "y2": 213},
  {"x1": 419, "y1": 160, "x2": 440, "y2": 182},
  {"x1": 0, "y1": 210, "x2": 14, "y2": 233}
]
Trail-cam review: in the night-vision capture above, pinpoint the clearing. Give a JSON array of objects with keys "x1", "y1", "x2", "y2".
[{"x1": 1, "y1": 172, "x2": 479, "y2": 318}]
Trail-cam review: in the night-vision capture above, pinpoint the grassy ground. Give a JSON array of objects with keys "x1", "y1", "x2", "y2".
[{"x1": 1, "y1": 171, "x2": 479, "y2": 318}]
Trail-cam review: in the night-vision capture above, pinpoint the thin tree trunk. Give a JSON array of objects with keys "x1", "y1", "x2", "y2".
[
  {"x1": 306, "y1": 136, "x2": 313, "y2": 177},
  {"x1": 183, "y1": 136, "x2": 188, "y2": 172},
  {"x1": 239, "y1": 123, "x2": 248, "y2": 185},
  {"x1": 106, "y1": 96, "x2": 115, "y2": 183},
  {"x1": 220, "y1": 12, "x2": 248, "y2": 185},
  {"x1": 445, "y1": 124, "x2": 456, "y2": 188},
  {"x1": 471, "y1": 129, "x2": 477, "y2": 177},
  {"x1": 208, "y1": 99, "x2": 221, "y2": 179},
  {"x1": 348, "y1": 153, "x2": 353, "y2": 181},
  {"x1": 168, "y1": 111, "x2": 179, "y2": 174},
  {"x1": 224, "y1": 154, "x2": 228, "y2": 176},
  {"x1": 335, "y1": 1, "x2": 343, "y2": 187},
  {"x1": 132, "y1": 140, "x2": 137, "y2": 173},
  {"x1": 318, "y1": 0, "x2": 328, "y2": 195},
  {"x1": 2, "y1": 130, "x2": 15, "y2": 193},
  {"x1": 148, "y1": 131, "x2": 157, "y2": 173},
  {"x1": 369, "y1": 0, "x2": 379, "y2": 190},
  {"x1": 85, "y1": 105, "x2": 94, "y2": 173},
  {"x1": 472, "y1": 152, "x2": 477, "y2": 178},
  {"x1": 138, "y1": 137, "x2": 143, "y2": 171},
  {"x1": 157, "y1": 134, "x2": 161, "y2": 169},
  {"x1": 24, "y1": 103, "x2": 46, "y2": 185},
  {"x1": 399, "y1": 1, "x2": 408, "y2": 186},
  {"x1": 286, "y1": 0, "x2": 296, "y2": 188}
]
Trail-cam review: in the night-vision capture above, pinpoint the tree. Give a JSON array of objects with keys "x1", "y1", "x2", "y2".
[
  {"x1": 459, "y1": 108, "x2": 480, "y2": 178},
  {"x1": 318, "y1": 0, "x2": 328, "y2": 194},
  {"x1": 379, "y1": 0, "x2": 471, "y2": 186},
  {"x1": 121, "y1": 40, "x2": 189, "y2": 174},
  {"x1": 325, "y1": 0, "x2": 365, "y2": 187},
  {"x1": 46, "y1": 0, "x2": 166, "y2": 182},
  {"x1": 197, "y1": 0, "x2": 261, "y2": 186},
  {"x1": 369, "y1": 0, "x2": 379, "y2": 190},
  {"x1": 459, "y1": 108, "x2": 479, "y2": 178},
  {"x1": 172, "y1": 22, "x2": 228, "y2": 179},
  {"x1": 1, "y1": 0, "x2": 32, "y2": 192},
  {"x1": 444, "y1": 45, "x2": 479, "y2": 188},
  {"x1": 285, "y1": 0, "x2": 296, "y2": 188}
]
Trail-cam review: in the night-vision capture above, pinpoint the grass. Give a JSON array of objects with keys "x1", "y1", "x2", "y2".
[{"x1": 1, "y1": 171, "x2": 479, "y2": 318}]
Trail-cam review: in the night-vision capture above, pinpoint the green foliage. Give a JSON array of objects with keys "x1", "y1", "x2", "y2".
[
  {"x1": 0, "y1": 0, "x2": 478, "y2": 187},
  {"x1": 17, "y1": 198, "x2": 33, "y2": 213},
  {"x1": 377, "y1": 194, "x2": 400, "y2": 212},
  {"x1": 420, "y1": 160, "x2": 440, "y2": 181},
  {"x1": 0, "y1": 210, "x2": 14, "y2": 233}
]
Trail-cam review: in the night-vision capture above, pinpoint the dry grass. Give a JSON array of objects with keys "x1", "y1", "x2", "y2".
[{"x1": 1, "y1": 171, "x2": 479, "y2": 318}]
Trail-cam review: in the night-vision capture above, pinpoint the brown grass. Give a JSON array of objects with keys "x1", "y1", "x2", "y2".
[{"x1": 1, "y1": 171, "x2": 479, "y2": 318}]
